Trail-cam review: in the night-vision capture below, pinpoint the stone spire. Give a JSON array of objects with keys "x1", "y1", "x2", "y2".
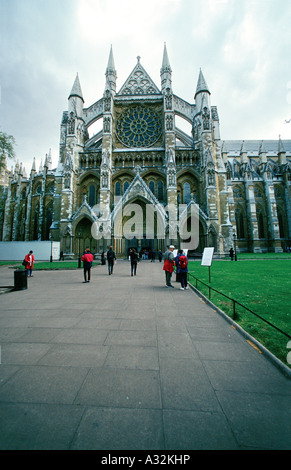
[
  {"x1": 68, "y1": 73, "x2": 84, "y2": 102},
  {"x1": 278, "y1": 135, "x2": 286, "y2": 165},
  {"x1": 68, "y1": 73, "x2": 84, "y2": 117},
  {"x1": 259, "y1": 140, "x2": 267, "y2": 163},
  {"x1": 30, "y1": 157, "x2": 36, "y2": 177},
  {"x1": 105, "y1": 45, "x2": 117, "y2": 94},
  {"x1": 194, "y1": 68, "x2": 211, "y2": 116},
  {"x1": 195, "y1": 68, "x2": 210, "y2": 98},
  {"x1": 160, "y1": 42, "x2": 172, "y2": 91}
]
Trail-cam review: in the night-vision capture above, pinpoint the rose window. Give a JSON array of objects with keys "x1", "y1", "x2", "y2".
[{"x1": 116, "y1": 106, "x2": 162, "y2": 148}]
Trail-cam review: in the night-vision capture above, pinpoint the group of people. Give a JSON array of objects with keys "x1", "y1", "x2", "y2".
[
  {"x1": 23, "y1": 245, "x2": 189, "y2": 290},
  {"x1": 82, "y1": 244, "x2": 189, "y2": 289},
  {"x1": 162, "y1": 245, "x2": 188, "y2": 290}
]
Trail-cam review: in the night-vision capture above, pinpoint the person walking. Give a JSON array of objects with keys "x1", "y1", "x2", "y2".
[
  {"x1": 129, "y1": 248, "x2": 138, "y2": 276},
  {"x1": 229, "y1": 247, "x2": 234, "y2": 261},
  {"x1": 81, "y1": 248, "x2": 94, "y2": 283},
  {"x1": 107, "y1": 246, "x2": 116, "y2": 275},
  {"x1": 163, "y1": 245, "x2": 175, "y2": 288},
  {"x1": 175, "y1": 249, "x2": 188, "y2": 290},
  {"x1": 24, "y1": 250, "x2": 35, "y2": 277},
  {"x1": 158, "y1": 250, "x2": 163, "y2": 262}
]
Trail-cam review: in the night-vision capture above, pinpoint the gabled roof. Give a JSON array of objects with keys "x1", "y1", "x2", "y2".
[
  {"x1": 111, "y1": 171, "x2": 167, "y2": 223},
  {"x1": 222, "y1": 140, "x2": 291, "y2": 157},
  {"x1": 117, "y1": 58, "x2": 161, "y2": 96}
]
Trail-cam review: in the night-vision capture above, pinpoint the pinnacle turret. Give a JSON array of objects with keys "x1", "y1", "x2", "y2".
[
  {"x1": 69, "y1": 73, "x2": 84, "y2": 102},
  {"x1": 105, "y1": 45, "x2": 117, "y2": 94},
  {"x1": 160, "y1": 43, "x2": 172, "y2": 91},
  {"x1": 195, "y1": 69, "x2": 210, "y2": 99}
]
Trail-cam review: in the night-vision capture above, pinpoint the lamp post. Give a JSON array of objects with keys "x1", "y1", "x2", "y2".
[
  {"x1": 77, "y1": 228, "x2": 82, "y2": 268},
  {"x1": 49, "y1": 232, "x2": 53, "y2": 263},
  {"x1": 233, "y1": 230, "x2": 237, "y2": 261}
]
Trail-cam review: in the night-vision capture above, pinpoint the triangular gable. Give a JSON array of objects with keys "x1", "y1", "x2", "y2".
[
  {"x1": 111, "y1": 172, "x2": 166, "y2": 222},
  {"x1": 117, "y1": 60, "x2": 161, "y2": 96},
  {"x1": 72, "y1": 196, "x2": 98, "y2": 222}
]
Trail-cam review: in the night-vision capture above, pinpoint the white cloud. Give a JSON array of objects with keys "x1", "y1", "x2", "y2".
[
  {"x1": 77, "y1": 0, "x2": 181, "y2": 45},
  {"x1": 1, "y1": 0, "x2": 291, "y2": 169}
]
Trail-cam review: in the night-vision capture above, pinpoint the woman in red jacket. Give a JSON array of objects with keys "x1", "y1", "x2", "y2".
[{"x1": 25, "y1": 250, "x2": 35, "y2": 277}]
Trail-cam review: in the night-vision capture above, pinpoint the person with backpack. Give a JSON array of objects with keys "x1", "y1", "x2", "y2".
[
  {"x1": 107, "y1": 246, "x2": 116, "y2": 275},
  {"x1": 175, "y1": 249, "x2": 188, "y2": 290}
]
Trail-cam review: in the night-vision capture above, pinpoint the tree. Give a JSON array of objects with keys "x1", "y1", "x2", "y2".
[{"x1": 0, "y1": 131, "x2": 16, "y2": 170}]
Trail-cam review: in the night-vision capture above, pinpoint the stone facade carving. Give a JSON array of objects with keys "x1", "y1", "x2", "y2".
[{"x1": 0, "y1": 46, "x2": 290, "y2": 256}]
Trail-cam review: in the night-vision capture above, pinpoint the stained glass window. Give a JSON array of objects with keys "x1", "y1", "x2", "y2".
[
  {"x1": 183, "y1": 182, "x2": 191, "y2": 204},
  {"x1": 115, "y1": 181, "x2": 121, "y2": 196},
  {"x1": 116, "y1": 106, "x2": 162, "y2": 148}
]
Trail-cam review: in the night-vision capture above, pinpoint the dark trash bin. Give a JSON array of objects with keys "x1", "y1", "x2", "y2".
[{"x1": 14, "y1": 270, "x2": 27, "y2": 290}]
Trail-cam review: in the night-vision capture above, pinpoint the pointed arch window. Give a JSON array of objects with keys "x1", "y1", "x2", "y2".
[
  {"x1": 149, "y1": 181, "x2": 155, "y2": 195},
  {"x1": 124, "y1": 181, "x2": 129, "y2": 193},
  {"x1": 256, "y1": 207, "x2": 266, "y2": 239},
  {"x1": 33, "y1": 204, "x2": 40, "y2": 240},
  {"x1": 277, "y1": 208, "x2": 285, "y2": 238},
  {"x1": 115, "y1": 181, "x2": 121, "y2": 196},
  {"x1": 45, "y1": 203, "x2": 53, "y2": 240},
  {"x1": 88, "y1": 184, "x2": 96, "y2": 207},
  {"x1": 235, "y1": 207, "x2": 245, "y2": 239},
  {"x1": 158, "y1": 181, "x2": 164, "y2": 202},
  {"x1": 183, "y1": 182, "x2": 191, "y2": 204}
]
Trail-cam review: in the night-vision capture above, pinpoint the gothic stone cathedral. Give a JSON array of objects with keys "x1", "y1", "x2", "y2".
[{"x1": 1, "y1": 45, "x2": 291, "y2": 257}]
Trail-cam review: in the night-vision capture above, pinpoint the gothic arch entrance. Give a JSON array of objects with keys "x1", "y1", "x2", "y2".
[
  {"x1": 73, "y1": 217, "x2": 96, "y2": 255},
  {"x1": 112, "y1": 197, "x2": 166, "y2": 256}
]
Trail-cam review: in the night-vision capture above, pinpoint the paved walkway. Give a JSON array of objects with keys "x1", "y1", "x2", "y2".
[{"x1": 0, "y1": 260, "x2": 290, "y2": 450}]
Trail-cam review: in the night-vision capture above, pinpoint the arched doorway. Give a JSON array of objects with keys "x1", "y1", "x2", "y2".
[
  {"x1": 112, "y1": 197, "x2": 166, "y2": 256},
  {"x1": 74, "y1": 217, "x2": 96, "y2": 256}
]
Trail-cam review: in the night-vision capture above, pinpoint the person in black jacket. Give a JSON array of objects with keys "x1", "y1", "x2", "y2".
[
  {"x1": 107, "y1": 246, "x2": 116, "y2": 275},
  {"x1": 129, "y1": 248, "x2": 138, "y2": 276}
]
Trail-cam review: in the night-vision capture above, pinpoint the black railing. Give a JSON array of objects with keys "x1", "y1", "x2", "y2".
[{"x1": 186, "y1": 272, "x2": 291, "y2": 341}]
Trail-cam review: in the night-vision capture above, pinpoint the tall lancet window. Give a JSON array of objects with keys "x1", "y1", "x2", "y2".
[
  {"x1": 183, "y1": 182, "x2": 191, "y2": 204},
  {"x1": 158, "y1": 181, "x2": 164, "y2": 202},
  {"x1": 115, "y1": 182, "x2": 121, "y2": 196},
  {"x1": 149, "y1": 181, "x2": 155, "y2": 195},
  {"x1": 88, "y1": 184, "x2": 96, "y2": 207}
]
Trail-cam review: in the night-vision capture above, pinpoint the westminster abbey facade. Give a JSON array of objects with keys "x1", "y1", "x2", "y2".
[{"x1": 0, "y1": 45, "x2": 291, "y2": 257}]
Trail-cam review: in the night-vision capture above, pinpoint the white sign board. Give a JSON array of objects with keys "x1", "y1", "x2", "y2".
[
  {"x1": 51, "y1": 242, "x2": 60, "y2": 261},
  {"x1": 201, "y1": 247, "x2": 214, "y2": 266}
]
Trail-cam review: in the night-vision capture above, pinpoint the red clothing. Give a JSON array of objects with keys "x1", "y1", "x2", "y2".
[
  {"x1": 81, "y1": 253, "x2": 94, "y2": 264},
  {"x1": 163, "y1": 259, "x2": 174, "y2": 273},
  {"x1": 25, "y1": 253, "x2": 34, "y2": 270}
]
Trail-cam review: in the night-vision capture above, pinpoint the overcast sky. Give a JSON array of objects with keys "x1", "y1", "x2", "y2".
[{"x1": 1, "y1": 0, "x2": 291, "y2": 171}]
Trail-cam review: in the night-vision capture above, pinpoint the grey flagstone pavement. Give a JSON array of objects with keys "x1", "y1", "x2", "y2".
[{"x1": 0, "y1": 260, "x2": 290, "y2": 450}]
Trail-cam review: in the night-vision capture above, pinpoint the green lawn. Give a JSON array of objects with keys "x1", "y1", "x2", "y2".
[
  {"x1": 187, "y1": 258, "x2": 291, "y2": 366},
  {"x1": 0, "y1": 261, "x2": 99, "y2": 270}
]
